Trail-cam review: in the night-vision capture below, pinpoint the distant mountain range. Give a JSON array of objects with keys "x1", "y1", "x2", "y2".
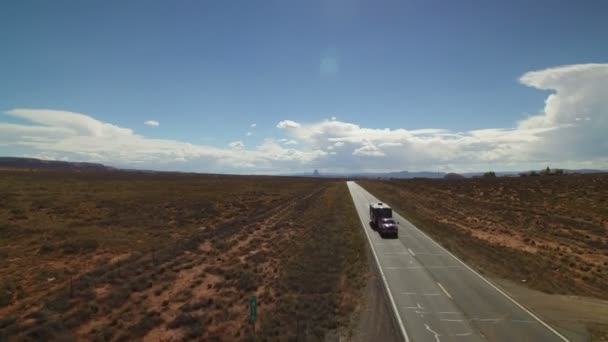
[
  {"x1": 1, "y1": 157, "x2": 605, "y2": 177},
  {"x1": 287, "y1": 169, "x2": 607, "y2": 179},
  {"x1": 0, "y1": 157, "x2": 115, "y2": 171}
]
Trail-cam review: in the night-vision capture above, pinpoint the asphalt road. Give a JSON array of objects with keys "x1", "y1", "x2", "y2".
[{"x1": 347, "y1": 181, "x2": 568, "y2": 342}]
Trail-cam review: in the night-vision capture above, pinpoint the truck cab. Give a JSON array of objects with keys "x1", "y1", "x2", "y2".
[{"x1": 369, "y1": 202, "x2": 398, "y2": 238}]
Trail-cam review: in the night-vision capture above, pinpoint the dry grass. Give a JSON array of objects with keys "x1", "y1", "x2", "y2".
[
  {"x1": 360, "y1": 174, "x2": 608, "y2": 340},
  {"x1": 360, "y1": 174, "x2": 608, "y2": 299},
  {"x1": 0, "y1": 169, "x2": 366, "y2": 341}
]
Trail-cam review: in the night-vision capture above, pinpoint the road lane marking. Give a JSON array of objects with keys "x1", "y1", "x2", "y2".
[
  {"x1": 410, "y1": 252, "x2": 450, "y2": 256},
  {"x1": 347, "y1": 182, "x2": 410, "y2": 342},
  {"x1": 437, "y1": 282, "x2": 453, "y2": 299},
  {"x1": 401, "y1": 292, "x2": 442, "y2": 296},
  {"x1": 407, "y1": 248, "x2": 415, "y2": 256},
  {"x1": 475, "y1": 318, "x2": 502, "y2": 322},
  {"x1": 381, "y1": 252, "x2": 409, "y2": 256},
  {"x1": 386, "y1": 265, "x2": 461, "y2": 270},
  {"x1": 424, "y1": 324, "x2": 441, "y2": 342},
  {"x1": 354, "y1": 181, "x2": 570, "y2": 342}
]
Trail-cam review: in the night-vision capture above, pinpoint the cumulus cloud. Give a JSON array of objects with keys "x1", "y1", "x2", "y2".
[
  {"x1": 273, "y1": 63, "x2": 608, "y2": 171},
  {"x1": 246, "y1": 132, "x2": 253, "y2": 136},
  {"x1": 2, "y1": 63, "x2": 607, "y2": 173},
  {"x1": 144, "y1": 120, "x2": 159, "y2": 127},
  {"x1": 250, "y1": 123, "x2": 257, "y2": 128},
  {"x1": 0, "y1": 109, "x2": 327, "y2": 173},
  {"x1": 516, "y1": 63, "x2": 608, "y2": 162},
  {"x1": 228, "y1": 141, "x2": 244, "y2": 149},
  {"x1": 276, "y1": 120, "x2": 301, "y2": 129},
  {"x1": 353, "y1": 142, "x2": 385, "y2": 157}
]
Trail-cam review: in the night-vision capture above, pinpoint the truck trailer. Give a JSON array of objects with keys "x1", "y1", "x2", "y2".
[{"x1": 369, "y1": 202, "x2": 398, "y2": 238}]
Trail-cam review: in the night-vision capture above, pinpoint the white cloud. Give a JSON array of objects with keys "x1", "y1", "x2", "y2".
[
  {"x1": 331, "y1": 116, "x2": 337, "y2": 121},
  {"x1": 378, "y1": 142, "x2": 403, "y2": 147},
  {"x1": 228, "y1": 141, "x2": 244, "y2": 149},
  {"x1": 515, "y1": 63, "x2": 608, "y2": 162},
  {"x1": 250, "y1": 123, "x2": 257, "y2": 128},
  {"x1": 246, "y1": 132, "x2": 253, "y2": 136},
  {"x1": 2, "y1": 63, "x2": 607, "y2": 173},
  {"x1": 272, "y1": 63, "x2": 608, "y2": 171},
  {"x1": 144, "y1": 120, "x2": 159, "y2": 127},
  {"x1": 353, "y1": 142, "x2": 385, "y2": 157},
  {"x1": 276, "y1": 120, "x2": 301, "y2": 129}
]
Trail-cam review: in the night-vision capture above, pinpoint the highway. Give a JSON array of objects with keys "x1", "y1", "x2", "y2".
[{"x1": 347, "y1": 181, "x2": 568, "y2": 342}]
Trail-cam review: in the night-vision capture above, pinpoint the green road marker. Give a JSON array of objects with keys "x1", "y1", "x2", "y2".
[{"x1": 249, "y1": 296, "x2": 257, "y2": 322}]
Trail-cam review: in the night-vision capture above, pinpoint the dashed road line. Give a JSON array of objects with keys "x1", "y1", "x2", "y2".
[{"x1": 438, "y1": 282, "x2": 453, "y2": 299}]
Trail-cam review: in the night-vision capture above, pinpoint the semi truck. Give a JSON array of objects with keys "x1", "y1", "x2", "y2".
[{"x1": 369, "y1": 202, "x2": 398, "y2": 238}]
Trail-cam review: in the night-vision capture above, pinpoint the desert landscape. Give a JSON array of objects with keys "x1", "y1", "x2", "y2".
[
  {"x1": 360, "y1": 174, "x2": 608, "y2": 340},
  {"x1": 0, "y1": 169, "x2": 367, "y2": 341}
]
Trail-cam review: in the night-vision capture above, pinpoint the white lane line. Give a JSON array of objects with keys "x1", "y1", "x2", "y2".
[
  {"x1": 355, "y1": 181, "x2": 570, "y2": 342},
  {"x1": 411, "y1": 252, "x2": 451, "y2": 256},
  {"x1": 347, "y1": 182, "x2": 410, "y2": 342},
  {"x1": 424, "y1": 324, "x2": 441, "y2": 342},
  {"x1": 402, "y1": 303, "x2": 424, "y2": 310},
  {"x1": 440, "y1": 318, "x2": 465, "y2": 322},
  {"x1": 413, "y1": 311, "x2": 463, "y2": 316},
  {"x1": 475, "y1": 318, "x2": 502, "y2": 322},
  {"x1": 406, "y1": 217, "x2": 570, "y2": 341},
  {"x1": 512, "y1": 319, "x2": 537, "y2": 323},
  {"x1": 401, "y1": 292, "x2": 443, "y2": 296},
  {"x1": 386, "y1": 265, "x2": 461, "y2": 270},
  {"x1": 381, "y1": 252, "x2": 409, "y2": 256},
  {"x1": 437, "y1": 282, "x2": 453, "y2": 299},
  {"x1": 454, "y1": 333, "x2": 473, "y2": 337},
  {"x1": 407, "y1": 248, "x2": 415, "y2": 256}
]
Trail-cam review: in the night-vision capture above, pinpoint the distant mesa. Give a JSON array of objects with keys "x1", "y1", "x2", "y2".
[
  {"x1": 444, "y1": 173, "x2": 464, "y2": 179},
  {"x1": 0, "y1": 157, "x2": 114, "y2": 171}
]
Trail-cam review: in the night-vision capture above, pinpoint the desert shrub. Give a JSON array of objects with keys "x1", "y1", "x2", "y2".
[
  {"x1": 90, "y1": 325, "x2": 115, "y2": 342},
  {"x1": 483, "y1": 171, "x2": 496, "y2": 178},
  {"x1": 61, "y1": 238, "x2": 99, "y2": 254},
  {"x1": 180, "y1": 298, "x2": 212, "y2": 312},
  {"x1": 237, "y1": 271, "x2": 257, "y2": 292},
  {"x1": 168, "y1": 313, "x2": 199, "y2": 329},
  {"x1": 0, "y1": 315, "x2": 17, "y2": 329},
  {"x1": 25, "y1": 321, "x2": 66, "y2": 341},
  {"x1": 0, "y1": 248, "x2": 8, "y2": 260},
  {"x1": 0, "y1": 281, "x2": 16, "y2": 307},
  {"x1": 129, "y1": 311, "x2": 163, "y2": 338},
  {"x1": 25, "y1": 308, "x2": 50, "y2": 323},
  {"x1": 45, "y1": 291, "x2": 72, "y2": 313},
  {"x1": 183, "y1": 320, "x2": 204, "y2": 340},
  {"x1": 39, "y1": 242, "x2": 56, "y2": 254},
  {"x1": 63, "y1": 302, "x2": 98, "y2": 329},
  {"x1": 106, "y1": 286, "x2": 131, "y2": 308}
]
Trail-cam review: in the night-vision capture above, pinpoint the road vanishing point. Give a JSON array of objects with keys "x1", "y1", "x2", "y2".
[{"x1": 347, "y1": 181, "x2": 568, "y2": 342}]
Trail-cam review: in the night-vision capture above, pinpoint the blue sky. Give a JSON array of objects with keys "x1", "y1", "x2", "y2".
[{"x1": 1, "y1": 1, "x2": 607, "y2": 173}]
